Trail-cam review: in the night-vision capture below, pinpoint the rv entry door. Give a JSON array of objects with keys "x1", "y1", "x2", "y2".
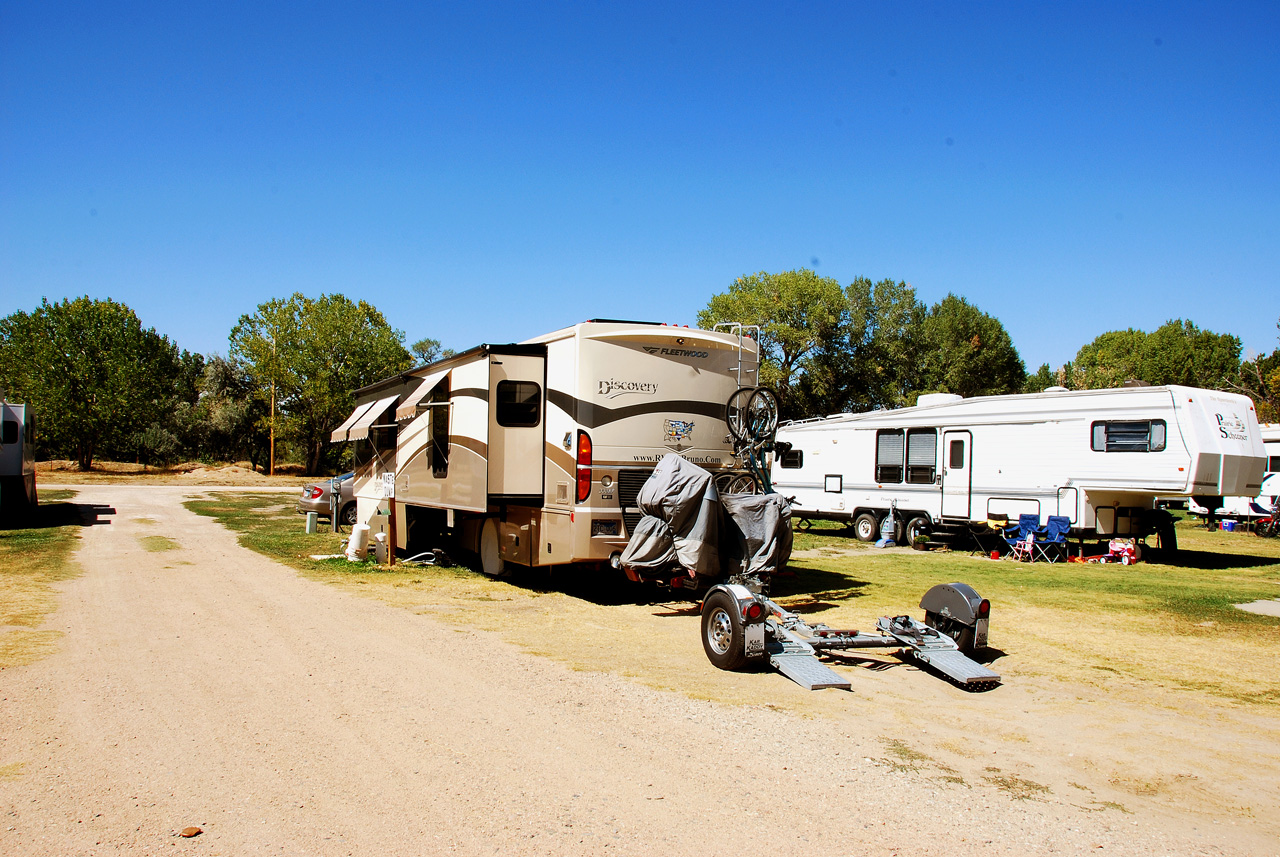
[
  {"x1": 941, "y1": 430, "x2": 972, "y2": 519},
  {"x1": 487, "y1": 350, "x2": 547, "y2": 502}
]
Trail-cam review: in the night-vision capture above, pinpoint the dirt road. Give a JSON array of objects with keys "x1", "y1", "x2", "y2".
[{"x1": 0, "y1": 486, "x2": 1271, "y2": 855}]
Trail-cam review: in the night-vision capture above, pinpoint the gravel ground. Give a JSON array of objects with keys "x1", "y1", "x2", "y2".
[{"x1": 0, "y1": 485, "x2": 1273, "y2": 856}]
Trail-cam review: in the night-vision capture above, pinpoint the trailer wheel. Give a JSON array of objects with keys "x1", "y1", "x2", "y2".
[
  {"x1": 853, "y1": 513, "x2": 879, "y2": 542},
  {"x1": 904, "y1": 516, "x2": 930, "y2": 544},
  {"x1": 926, "y1": 611, "x2": 976, "y2": 655},
  {"x1": 701, "y1": 590, "x2": 749, "y2": 671}
]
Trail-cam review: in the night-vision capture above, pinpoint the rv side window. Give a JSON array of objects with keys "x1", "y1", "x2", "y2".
[
  {"x1": 1268, "y1": 455, "x2": 1280, "y2": 473},
  {"x1": 906, "y1": 428, "x2": 937, "y2": 484},
  {"x1": 496, "y1": 380, "x2": 541, "y2": 428},
  {"x1": 1090, "y1": 420, "x2": 1167, "y2": 452},
  {"x1": 949, "y1": 439, "x2": 965, "y2": 469},
  {"x1": 431, "y1": 380, "x2": 450, "y2": 478},
  {"x1": 875, "y1": 429, "x2": 904, "y2": 483},
  {"x1": 780, "y1": 448, "x2": 803, "y2": 469},
  {"x1": 1, "y1": 420, "x2": 16, "y2": 445}
]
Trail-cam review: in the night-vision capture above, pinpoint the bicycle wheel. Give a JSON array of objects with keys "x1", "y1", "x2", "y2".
[
  {"x1": 744, "y1": 387, "x2": 778, "y2": 440},
  {"x1": 725, "y1": 387, "x2": 757, "y2": 442}
]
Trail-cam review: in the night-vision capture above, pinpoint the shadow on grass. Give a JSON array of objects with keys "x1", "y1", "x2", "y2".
[
  {"x1": 0, "y1": 502, "x2": 115, "y2": 531},
  {"x1": 1159, "y1": 549, "x2": 1280, "y2": 571}
]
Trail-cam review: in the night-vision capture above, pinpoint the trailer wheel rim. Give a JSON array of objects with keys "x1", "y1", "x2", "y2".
[{"x1": 705, "y1": 607, "x2": 734, "y2": 655}]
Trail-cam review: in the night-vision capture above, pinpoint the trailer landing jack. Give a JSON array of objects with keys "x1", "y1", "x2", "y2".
[{"x1": 701, "y1": 582, "x2": 1001, "y2": 691}]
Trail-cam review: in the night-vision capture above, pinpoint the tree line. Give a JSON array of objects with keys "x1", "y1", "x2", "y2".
[{"x1": 1, "y1": 274, "x2": 1276, "y2": 474}]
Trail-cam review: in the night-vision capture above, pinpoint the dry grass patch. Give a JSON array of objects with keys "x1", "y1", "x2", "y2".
[{"x1": 0, "y1": 490, "x2": 83, "y2": 667}]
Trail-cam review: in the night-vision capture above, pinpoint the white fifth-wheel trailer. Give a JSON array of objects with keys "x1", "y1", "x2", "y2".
[
  {"x1": 770, "y1": 385, "x2": 1267, "y2": 549},
  {"x1": 331, "y1": 320, "x2": 759, "y2": 574}
]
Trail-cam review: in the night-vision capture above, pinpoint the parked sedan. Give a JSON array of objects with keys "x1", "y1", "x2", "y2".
[{"x1": 296, "y1": 472, "x2": 357, "y2": 525}]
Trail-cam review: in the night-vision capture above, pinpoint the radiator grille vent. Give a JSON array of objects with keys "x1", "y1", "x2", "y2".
[{"x1": 617, "y1": 469, "x2": 653, "y2": 537}]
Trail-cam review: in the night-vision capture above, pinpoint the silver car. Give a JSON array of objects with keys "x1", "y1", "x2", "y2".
[{"x1": 296, "y1": 471, "x2": 357, "y2": 525}]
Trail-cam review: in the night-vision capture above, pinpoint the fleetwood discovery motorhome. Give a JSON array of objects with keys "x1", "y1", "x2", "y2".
[
  {"x1": 331, "y1": 320, "x2": 759, "y2": 574},
  {"x1": 771, "y1": 385, "x2": 1266, "y2": 549}
]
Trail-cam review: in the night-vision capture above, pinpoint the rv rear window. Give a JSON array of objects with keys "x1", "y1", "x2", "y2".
[
  {"x1": 496, "y1": 380, "x2": 541, "y2": 427},
  {"x1": 906, "y1": 428, "x2": 937, "y2": 484},
  {"x1": 1, "y1": 420, "x2": 16, "y2": 445},
  {"x1": 780, "y1": 449, "x2": 803, "y2": 469},
  {"x1": 1091, "y1": 420, "x2": 1167, "y2": 453},
  {"x1": 875, "y1": 429, "x2": 904, "y2": 483}
]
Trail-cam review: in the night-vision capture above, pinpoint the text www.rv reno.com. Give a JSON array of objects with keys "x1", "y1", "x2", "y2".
[{"x1": 632, "y1": 454, "x2": 724, "y2": 464}]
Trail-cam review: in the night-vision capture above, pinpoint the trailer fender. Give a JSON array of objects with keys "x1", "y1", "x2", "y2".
[{"x1": 919, "y1": 582, "x2": 990, "y2": 653}]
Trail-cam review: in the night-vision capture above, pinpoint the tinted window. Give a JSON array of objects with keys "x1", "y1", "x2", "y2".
[
  {"x1": 1268, "y1": 455, "x2": 1280, "y2": 473},
  {"x1": 780, "y1": 448, "x2": 803, "y2": 468},
  {"x1": 949, "y1": 439, "x2": 965, "y2": 469},
  {"x1": 906, "y1": 428, "x2": 937, "y2": 484},
  {"x1": 496, "y1": 380, "x2": 541, "y2": 428},
  {"x1": 1091, "y1": 420, "x2": 1167, "y2": 452},
  {"x1": 875, "y1": 429, "x2": 903, "y2": 483},
  {"x1": 1, "y1": 420, "x2": 16, "y2": 445}
]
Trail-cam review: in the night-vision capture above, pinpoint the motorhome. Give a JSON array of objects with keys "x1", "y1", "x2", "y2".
[
  {"x1": 0, "y1": 400, "x2": 37, "y2": 514},
  {"x1": 1188, "y1": 422, "x2": 1280, "y2": 521},
  {"x1": 770, "y1": 385, "x2": 1266, "y2": 549},
  {"x1": 331, "y1": 320, "x2": 759, "y2": 574}
]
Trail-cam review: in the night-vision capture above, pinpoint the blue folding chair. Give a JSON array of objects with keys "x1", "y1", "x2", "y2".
[
  {"x1": 1003, "y1": 514, "x2": 1040, "y2": 560},
  {"x1": 1033, "y1": 515, "x2": 1071, "y2": 563}
]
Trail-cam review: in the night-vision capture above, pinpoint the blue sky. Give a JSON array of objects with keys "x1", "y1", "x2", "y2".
[{"x1": 3, "y1": 2, "x2": 1278, "y2": 373}]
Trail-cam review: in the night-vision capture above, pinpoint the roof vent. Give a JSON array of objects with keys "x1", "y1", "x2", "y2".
[{"x1": 1044, "y1": 386, "x2": 1069, "y2": 393}]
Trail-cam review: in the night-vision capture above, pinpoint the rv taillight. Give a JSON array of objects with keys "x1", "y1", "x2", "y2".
[
  {"x1": 576, "y1": 431, "x2": 593, "y2": 502},
  {"x1": 978, "y1": 599, "x2": 990, "y2": 618}
]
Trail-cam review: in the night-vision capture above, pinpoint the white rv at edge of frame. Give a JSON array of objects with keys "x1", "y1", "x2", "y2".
[
  {"x1": 0, "y1": 400, "x2": 37, "y2": 514},
  {"x1": 1187, "y1": 423, "x2": 1280, "y2": 520},
  {"x1": 331, "y1": 320, "x2": 758, "y2": 574},
  {"x1": 770, "y1": 385, "x2": 1266, "y2": 545}
]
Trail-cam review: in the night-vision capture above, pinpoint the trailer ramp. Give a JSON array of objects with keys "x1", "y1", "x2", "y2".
[
  {"x1": 876, "y1": 615, "x2": 1001, "y2": 689},
  {"x1": 767, "y1": 622, "x2": 851, "y2": 690}
]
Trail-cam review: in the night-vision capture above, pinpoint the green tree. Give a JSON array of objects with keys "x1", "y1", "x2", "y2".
[
  {"x1": 917, "y1": 294, "x2": 1026, "y2": 399},
  {"x1": 0, "y1": 297, "x2": 180, "y2": 470},
  {"x1": 1231, "y1": 315, "x2": 1280, "y2": 421},
  {"x1": 411, "y1": 337, "x2": 456, "y2": 365},
  {"x1": 697, "y1": 269, "x2": 847, "y2": 418},
  {"x1": 230, "y1": 293, "x2": 412, "y2": 475},
  {"x1": 843, "y1": 277, "x2": 927, "y2": 410},
  {"x1": 1068, "y1": 320, "x2": 1241, "y2": 391},
  {"x1": 1023, "y1": 363, "x2": 1057, "y2": 393}
]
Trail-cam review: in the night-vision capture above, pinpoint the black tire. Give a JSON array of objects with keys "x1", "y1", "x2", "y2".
[
  {"x1": 744, "y1": 387, "x2": 779, "y2": 440},
  {"x1": 340, "y1": 503, "x2": 358, "y2": 526},
  {"x1": 926, "y1": 612, "x2": 976, "y2": 655},
  {"x1": 725, "y1": 388, "x2": 757, "y2": 442},
  {"x1": 904, "y1": 515, "x2": 930, "y2": 544},
  {"x1": 853, "y1": 512, "x2": 880, "y2": 542},
  {"x1": 701, "y1": 590, "x2": 749, "y2": 671}
]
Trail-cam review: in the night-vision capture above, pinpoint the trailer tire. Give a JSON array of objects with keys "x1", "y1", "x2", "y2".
[
  {"x1": 925, "y1": 611, "x2": 976, "y2": 655},
  {"x1": 701, "y1": 590, "x2": 749, "y2": 671},
  {"x1": 853, "y1": 513, "x2": 879, "y2": 543},
  {"x1": 904, "y1": 515, "x2": 930, "y2": 544}
]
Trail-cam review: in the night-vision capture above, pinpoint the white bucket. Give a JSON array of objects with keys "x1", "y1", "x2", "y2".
[
  {"x1": 346, "y1": 523, "x2": 370, "y2": 561},
  {"x1": 373, "y1": 532, "x2": 388, "y2": 564}
]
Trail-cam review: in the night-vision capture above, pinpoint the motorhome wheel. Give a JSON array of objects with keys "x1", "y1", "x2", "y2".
[
  {"x1": 854, "y1": 513, "x2": 879, "y2": 542},
  {"x1": 701, "y1": 590, "x2": 749, "y2": 670},
  {"x1": 905, "y1": 516, "x2": 930, "y2": 544},
  {"x1": 479, "y1": 519, "x2": 506, "y2": 577}
]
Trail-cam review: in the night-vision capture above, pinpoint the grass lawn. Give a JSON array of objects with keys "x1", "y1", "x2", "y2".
[
  {"x1": 0, "y1": 490, "x2": 83, "y2": 668},
  {"x1": 185, "y1": 494, "x2": 1280, "y2": 710}
]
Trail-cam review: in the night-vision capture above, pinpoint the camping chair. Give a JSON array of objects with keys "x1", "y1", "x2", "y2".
[
  {"x1": 1032, "y1": 515, "x2": 1071, "y2": 563},
  {"x1": 1004, "y1": 514, "x2": 1040, "y2": 561}
]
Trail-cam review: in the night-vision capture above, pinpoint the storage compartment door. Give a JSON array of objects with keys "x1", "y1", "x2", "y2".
[
  {"x1": 941, "y1": 430, "x2": 972, "y2": 519},
  {"x1": 487, "y1": 353, "x2": 546, "y2": 501}
]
